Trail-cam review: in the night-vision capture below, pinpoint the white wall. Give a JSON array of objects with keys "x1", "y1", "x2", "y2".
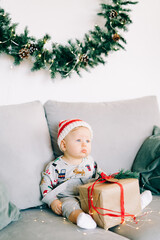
[{"x1": 0, "y1": 0, "x2": 160, "y2": 105}]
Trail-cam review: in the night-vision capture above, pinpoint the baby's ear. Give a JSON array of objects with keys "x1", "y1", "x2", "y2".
[{"x1": 60, "y1": 139, "x2": 66, "y2": 152}]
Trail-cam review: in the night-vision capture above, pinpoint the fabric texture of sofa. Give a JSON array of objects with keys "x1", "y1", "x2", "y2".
[{"x1": 0, "y1": 96, "x2": 160, "y2": 240}]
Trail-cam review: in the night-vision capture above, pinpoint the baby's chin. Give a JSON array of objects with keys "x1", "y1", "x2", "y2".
[{"x1": 80, "y1": 152, "x2": 89, "y2": 158}]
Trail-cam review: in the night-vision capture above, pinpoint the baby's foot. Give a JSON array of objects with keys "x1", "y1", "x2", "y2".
[
  {"x1": 141, "y1": 190, "x2": 152, "y2": 209},
  {"x1": 77, "y1": 212, "x2": 97, "y2": 229}
]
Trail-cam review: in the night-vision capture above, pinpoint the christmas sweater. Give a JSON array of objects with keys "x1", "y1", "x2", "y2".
[{"x1": 40, "y1": 155, "x2": 101, "y2": 206}]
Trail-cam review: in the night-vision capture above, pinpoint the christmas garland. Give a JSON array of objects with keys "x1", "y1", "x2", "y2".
[{"x1": 0, "y1": 1, "x2": 138, "y2": 79}]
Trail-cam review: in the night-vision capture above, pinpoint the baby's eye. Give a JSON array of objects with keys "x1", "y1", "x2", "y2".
[
  {"x1": 76, "y1": 139, "x2": 81, "y2": 142},
  {"x1": 86, "y1": 140, "x2": 90, "y2": 143}
]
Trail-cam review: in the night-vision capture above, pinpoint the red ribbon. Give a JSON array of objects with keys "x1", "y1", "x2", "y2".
[{"x1": 87, "y1": 172, "x2": 136, "y2": 224}]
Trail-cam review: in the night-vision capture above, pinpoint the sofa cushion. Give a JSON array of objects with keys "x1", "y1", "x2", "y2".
[
  {"x1": 0, "y1": 206, "x2": 129, "y2": 240},
  {"x1": 0, "y1": 181, "x2": 20, "y2": 230},
  {"x1": 110, "y1": 195, "x2": 160, "y2": 240},
  {"x1": 0, "y1": 101, "x2": 54, "y2": 209},
  {"x1": 44, "y1": 96, "x2": 160, "y2": 174}
]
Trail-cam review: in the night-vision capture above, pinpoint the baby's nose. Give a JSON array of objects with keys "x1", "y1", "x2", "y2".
[{"x1": 82, "y1": 141, "x2": 87, "y2": 146}]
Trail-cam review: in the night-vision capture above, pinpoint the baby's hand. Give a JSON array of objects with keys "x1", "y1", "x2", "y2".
[{"x1": 51, "y1": 199, "x2": 62, "y2": 215}]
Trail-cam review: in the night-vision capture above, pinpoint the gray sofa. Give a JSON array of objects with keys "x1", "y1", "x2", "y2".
[{"x1": 0, "y1": 96, "x2": 160, "y2": 240}]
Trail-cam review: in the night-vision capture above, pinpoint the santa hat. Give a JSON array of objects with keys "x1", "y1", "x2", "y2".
[{"x1": 57, "y1": 119, "x2": 93, "y2": 148}]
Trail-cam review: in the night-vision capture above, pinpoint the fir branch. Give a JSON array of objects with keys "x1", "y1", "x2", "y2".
[
  {"x1": 120, "y1": 1, "x2": 138, "y2": 6},
  {"x1": 113, "y1": 169, "x2": 139, "y2": 179}
]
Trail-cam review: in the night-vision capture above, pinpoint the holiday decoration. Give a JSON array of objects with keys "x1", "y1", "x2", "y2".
[
  {"x1": 112, "y1": 169, "x2": 139, "y2": 179},
  {"x1": 109, "y1": 9, "x2": 118, "y2": 18},
  {"x1": 28, "y1": 43, "x2": 38, "y2": 55},
  {"x1": 79, "y1": 173, "x2": 141, "y2": 230},
  {"x1": 112, "y1": 33, "x2": 121, "y2": 41},
  {"x1": 19, "y1": 48, "x2": 30, "y2": 59},
  {"x1": 0, "y1": 1, "x2": 138, "y2": 79},
  {"x1": 79, "y1": 54, "x2": 89, "y2": 66}
]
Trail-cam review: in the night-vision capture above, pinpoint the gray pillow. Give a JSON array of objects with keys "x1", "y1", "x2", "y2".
[
  {"x1": 0, "y1": 101, "x2": 54, "y2": 209},
  {"x1": 0, "y1": 182, "x2": 20, "y2": 230},
  {"x1": 44, "y1": 96, "x2": 160, "y2": 174}
]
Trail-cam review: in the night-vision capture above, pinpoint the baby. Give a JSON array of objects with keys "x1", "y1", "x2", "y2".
[
  {"x1": 40, "y1": 118, "x2": 152, "y2": 229},
  {"x1": 40, "y1": 119, "x2": 100, "y2": 229}
]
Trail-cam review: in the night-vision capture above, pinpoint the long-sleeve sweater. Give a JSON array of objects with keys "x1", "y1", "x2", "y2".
[{"x1": 40, "y1": 155, "x2": 101, "y2": 206}]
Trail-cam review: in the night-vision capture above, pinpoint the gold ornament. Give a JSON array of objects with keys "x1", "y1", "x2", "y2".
[{"x1": 112, "y1": 33, "x2": 120, "y2": 42}]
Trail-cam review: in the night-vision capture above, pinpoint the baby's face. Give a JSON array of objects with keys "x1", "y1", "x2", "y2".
[{"x1": 61, "y1": 127, "x2": 92, "y2": 160}]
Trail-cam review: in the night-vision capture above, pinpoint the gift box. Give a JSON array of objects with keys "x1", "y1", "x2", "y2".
[{"x1": 79, "y1": 177, "x2": 141, "y2": 230}]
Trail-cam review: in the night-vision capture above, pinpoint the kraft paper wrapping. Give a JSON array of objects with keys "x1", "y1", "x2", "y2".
[{"x1": 79, "y1": 178, "x2": 141, "y2": 230}]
